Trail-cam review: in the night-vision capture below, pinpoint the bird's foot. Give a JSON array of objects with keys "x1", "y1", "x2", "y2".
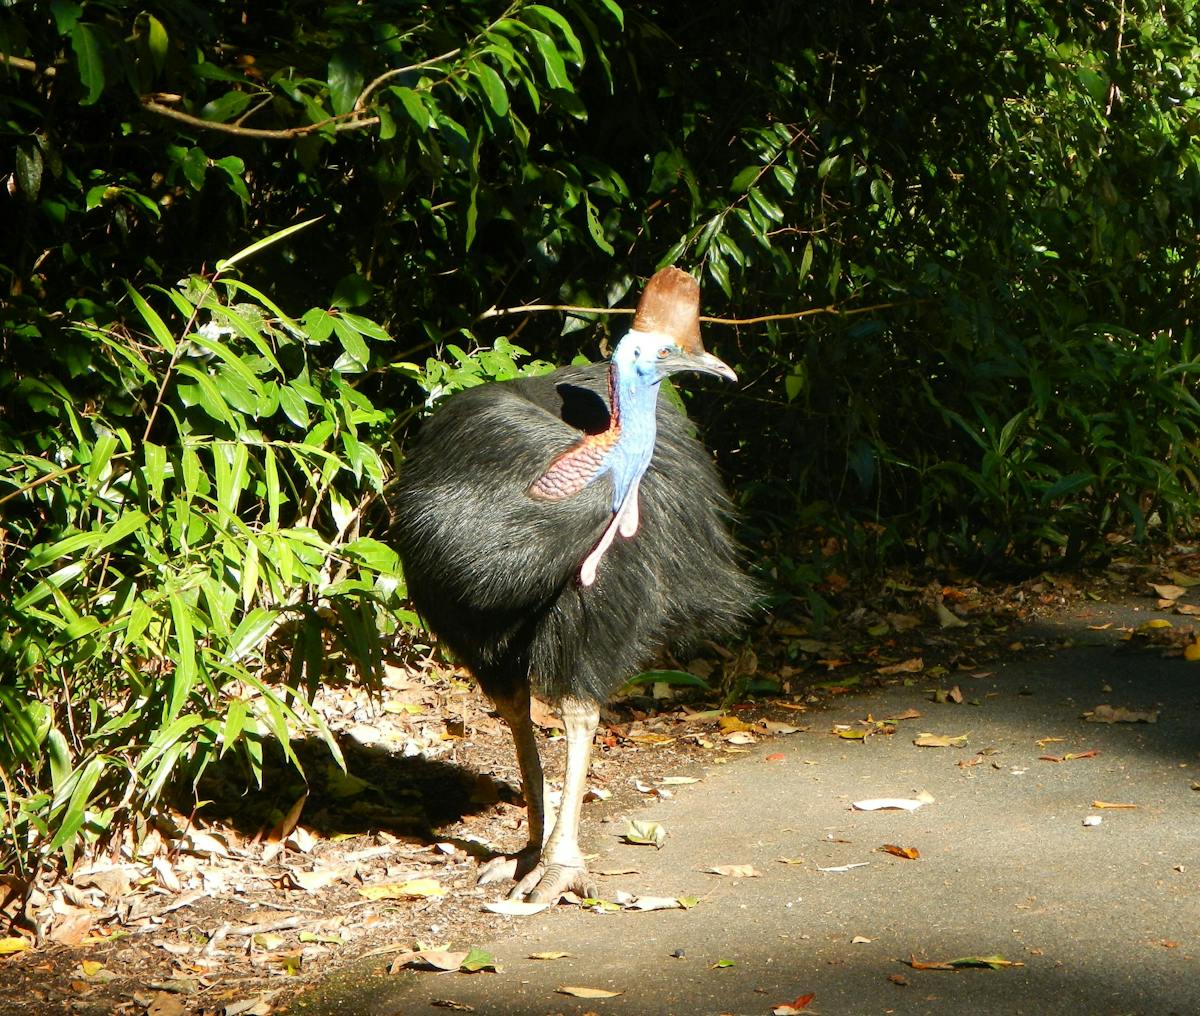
[
  {"x1": 509, "y1": 860, "x2": 596, "y2": 904},
  {"x1": 476, "y1": 844, "x2": 541, "y2": 886}
]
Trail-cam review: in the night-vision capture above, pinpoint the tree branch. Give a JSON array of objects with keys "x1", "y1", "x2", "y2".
[
  {"x1": 477, "y1": 298, "x2": 923, "y2": 326},
  {"x1": 140, "y1": 99, "x2": 379, "y2": 139}
]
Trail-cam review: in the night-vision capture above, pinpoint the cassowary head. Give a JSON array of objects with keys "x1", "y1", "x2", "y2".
[{"x1": 612, "y1": 267, "x2": 736, "y2": 384}]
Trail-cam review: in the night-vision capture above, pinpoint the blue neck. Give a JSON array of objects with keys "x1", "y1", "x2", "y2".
[{"x1": 602, "y1": 358, "x2": 660, "y2": 511}]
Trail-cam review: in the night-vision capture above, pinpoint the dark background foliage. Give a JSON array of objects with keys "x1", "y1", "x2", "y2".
[{"x1": 3, "y1": 0, "x2": 1199, "y2": 870}]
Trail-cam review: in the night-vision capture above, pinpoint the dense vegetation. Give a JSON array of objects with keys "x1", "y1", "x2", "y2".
[{"x1": 3, "y1": 0, "x2": 1199, "y2": 874}]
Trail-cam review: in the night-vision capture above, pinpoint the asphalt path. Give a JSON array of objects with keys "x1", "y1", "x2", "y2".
[{"x1": 293, "y1": 603, "x2": 1199, "y2": 1016}]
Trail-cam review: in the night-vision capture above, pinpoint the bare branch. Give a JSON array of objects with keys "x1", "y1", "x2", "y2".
[
  {"x1": 477, "y1": 298, "x2": 924, "y2": 327},
  {"x1": 354, "y1": 48, "x2": 463, "y2": 111},
  {"x1": 140, "y1": 99, "x2": 379, "y2": 139}
]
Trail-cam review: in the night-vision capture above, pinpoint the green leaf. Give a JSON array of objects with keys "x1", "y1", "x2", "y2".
[
  {"x1": 328, "y1": 50, "x2": 364, "y2": 116},
  {"x1": 144, "y1": 14, "x2": 168, "y2": 75},
  {"x1": 48, "y1": 757, "x2": 105, "y2": 852},
  {"x1": 473, "y1": 61, "x2": 509, "y2": 116},
  {"x1": 166, "y1": 593, "x2": 197, "y2": 721},
  {"x1": 70, "y1": 23, "x2": 105, "y2": 105},
  {"x1": 526, "y1": 5, "x2": 584, "y2": 62},
  {"x1": 201, "y1": 90, "x2": 253, "y2": 123},
  {"x1": 123, "y1": 280, "x2": 177, "y2": 352},
  {"x1": 584, "y1": 194, "x2": 614, "y2": 255},
  {"x1": 625, "y1": 669, "x2": 711, "y2": 690},
  {"x1": 393, "y1": 87, "x2": 433, "y2": 130},
  {"x1": 227, "y1": 608, "x2": 278, "y2": 663},
  {"x1": 216, "y1": 217, "x2": 322, "y2": 273},
  {"x1": 527, "y1": 28, "x2": 570, "y2": 90},
  {"x1": 460, "y1": 948, "x2": 499, "y2": 973},
  {"x1": 15, "y1": 144, "x2": 44, "y2": 200}
]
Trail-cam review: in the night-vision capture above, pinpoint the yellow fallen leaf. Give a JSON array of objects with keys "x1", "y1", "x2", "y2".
[
  {"x1": 557, "y1": 986, "x2": 623, "y2": 998},
  {"x1": 1136, "y1": 618, "x2": 1173, "y2": 632},
  {"x1": 80, "y1": 960, "x2": 105, "y2": 977},
  {"x1": 0, "y1": 937, "x2": 31, "y2": 956},
  {"x1": 358, "y1": 878, "x2": 445, "y2": 900},
  {"x1": 1185, "y1": 642, "x2": 1200, "y2": 661},
  {"x1": 530, "y1": 951, "x2": 571, "y2": 960},
  {"x1": 1091, "y1": 801, "x2": 1138, "y2": 809},
  {"x1": 913, "y1": 732, "x2": 968, "y2": 748}
]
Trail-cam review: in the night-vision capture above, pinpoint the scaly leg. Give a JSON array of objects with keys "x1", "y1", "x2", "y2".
[
  {"x1": 476, "y1": 684, "x2": 550, "y2": 886},
  {"x1": 510, "y1": 696, "x2": 599, "y2": 903}
]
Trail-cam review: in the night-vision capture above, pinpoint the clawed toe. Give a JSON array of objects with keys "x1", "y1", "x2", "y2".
[
  {"x1": 477, "y1": 846, "x2": 540, "y2": 886},
  {"x1": 511, "y1": 862, "x2": 594, "y2": 903}
]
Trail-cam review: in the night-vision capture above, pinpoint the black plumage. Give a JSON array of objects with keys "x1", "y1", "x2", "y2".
[{"x1": 389, "y1": 270, "x2": 754, "y2": 901}]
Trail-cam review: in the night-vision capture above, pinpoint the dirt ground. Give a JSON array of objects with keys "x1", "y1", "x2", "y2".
[{"x1": 2, "y1": 549, "x2": 1195, "y2": 1016}]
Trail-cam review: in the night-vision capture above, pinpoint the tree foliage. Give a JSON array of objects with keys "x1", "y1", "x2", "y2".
[{"x1": 4, "y1": 0, "x2": 1200, "y2": 872}]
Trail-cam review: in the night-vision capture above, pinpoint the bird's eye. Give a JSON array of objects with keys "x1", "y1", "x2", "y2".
[{"x1": 657, "y1": 347, "x2": 670, "y2": 359}]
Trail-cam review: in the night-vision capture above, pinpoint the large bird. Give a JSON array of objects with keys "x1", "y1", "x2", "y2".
[{"x1": 390, "y1": 267, "x2": 754, "y2": 902}]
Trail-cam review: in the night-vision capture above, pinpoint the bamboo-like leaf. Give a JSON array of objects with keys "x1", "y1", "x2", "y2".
[{"x1": 215, "y1": 217, "x2": 322, "y2": 273}]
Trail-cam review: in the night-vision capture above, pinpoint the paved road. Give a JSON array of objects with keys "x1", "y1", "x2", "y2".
[{"x1": 293, "y1": 604, "x2": 1199, "y2": 1016}]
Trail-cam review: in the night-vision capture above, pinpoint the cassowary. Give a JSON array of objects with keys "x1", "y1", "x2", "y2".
[{"x1": 390, "y1": 267, "x2": 754, "y2": 902}]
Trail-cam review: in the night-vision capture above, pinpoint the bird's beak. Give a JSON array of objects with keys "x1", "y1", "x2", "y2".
[{"x1": 660, "y1": 348, "x2": 738, "y2": 383}]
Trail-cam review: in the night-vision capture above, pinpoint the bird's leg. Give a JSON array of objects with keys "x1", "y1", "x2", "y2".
[
  {"x1": 477, "y1": 685, "x2": 549, "y2": 886},
  {"x1": 510, "y1": 696, "x2": 599, "y2": 903}
]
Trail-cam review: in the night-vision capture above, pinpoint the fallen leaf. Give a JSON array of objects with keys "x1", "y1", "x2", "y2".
[
  {"x1": 886, "y1": 708, "x2": 923, "y2": 721},
  {"x1": 80, "y1": 960, "x2": 105, "y2": 977},
  {"x1": 932, "y1": 685, "x2": 964, "y2": 704},
  {"x1": 711, "y1": 958, "x2": 736, "y2": 968},
  {"x1": 622, "y1": 820, "x2": 667, "y2": 849},
  {"x1": 1151, "y1": 583, "x2": 1186, "y2": 600},
  {"x1": 146, "y1": 993, "x2": 188, "y2": 1016},
  {"x1": 724, "y1": 730, "x2": 757, "y2": 745},
  {"x1": 659, "y1": 776, "x2": 700, "y2": 786},
  {"x1": 430, "y1": 1001, "x2": 475, "y2": 1012},
  {"x1": 252, "y1": 932, "x2": 287, "y2": 951},
  {"x1": 1186, "y1": 642, "x2": 1200, "y2": 661},
  {"x1": 268, "y1": 793, "x2": 308, "y2": 842},
  {"x1": 718, "y1": 715, "x2": 755, "y2": 733},
  {"x1": 878, "y1": 657, "x2": 925, "y2": 675},
  {"x1": 907, "y1": 953, "x2": 1024, "y2": 970},
  {"x1": 936, "y1": 602, "x2": 967, "y2": 628},
  {"x1": 765, "y1": 752, "x2": 786, "y2": 762},
  {"x1": 286, "y1": 866, "x2": 348, "y2": 893},
  {"x1": 0, "y1": 937, "x2": 32, "y2": 956},
  {"x1": 771, "y1": 992, "x2": 816, "y2": 1015},
  {"x1": 1086, "y1": 705, "x2": 1158, "y2": 724},
  {"x1": 390, "y1": 949, "x2": 468, "y2": 973},
  {"x1": 758, "y1": 720, "x2": 805, "y2": 735},
  {"x1": 817, "y1": 862, "x2": 869, "y2": 873},
  {"x1": 852, "y1": 795, "x2": 931, "y2": 812},
  {"x1": 359, "y1": 878, "x2": 446, "y2": 901},
  {"x1": 703, "y1": 864, "x2": 760, "y2": 877},
  {"x1": 776, "y1": 857, "x2": 805, "y2": 865},
  {"x1": 913, "y1": 732, "x2": 968, "y2": 748},
  {"x1": 623, "y1": 896, "x2": 686, "y2": 911},
  {"x1": 1039, "y1": 749, "x2": 1099, "y2": 763},
  {"x1": 482, "y1": 900, "x2": 550, "y2": 917},
  {"x1": 556, "y1": 986, "x2": 623, "y2": 998},
  {"x1": 880, "y1": 844, "x2": 920, "y2": 860},
  {"x1": 835, "y1": 727, "x2": 867, "y2": 740},
  {"x1": 851, "y1": 935, "x2": 873, "y2": 944},
  {"x1": 1091, "y1": 801, "x2": 1138, "y2": 809},
  {"x1": 460, "y1": 948, "x2": 498, "y2": 972},
  {"x1": 888, "y1": 973, "x2": 910, "y2": 986},
  {"x1": 529, "y1": 951, "x2": 571, "y2": 960}
]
